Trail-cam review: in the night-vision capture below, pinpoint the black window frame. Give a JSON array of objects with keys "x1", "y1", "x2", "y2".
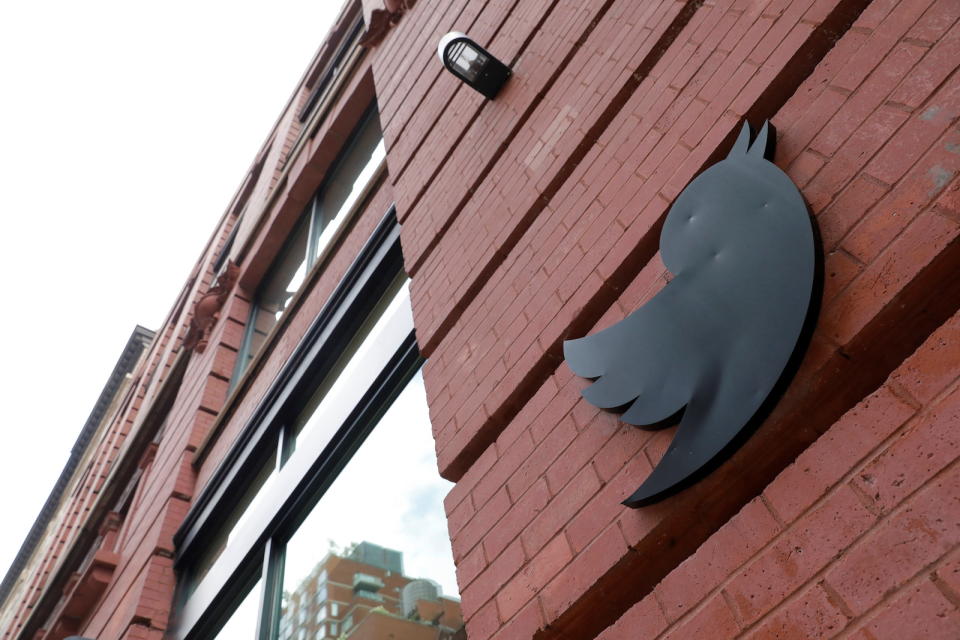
[
  {"x1": 299, "y1": 17, "x2": 365, "y2": 124},
  {"x1": 172, "y1": 208, "x2": 425, "y2": 640},
  {"x1": 230, "y1": 103, "x2": 386, "y2": 387}
]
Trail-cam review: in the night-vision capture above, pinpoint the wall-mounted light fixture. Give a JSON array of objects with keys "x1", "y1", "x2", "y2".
[{"x1": 437, "y1": 32, "x2": 511, "y2": 99}]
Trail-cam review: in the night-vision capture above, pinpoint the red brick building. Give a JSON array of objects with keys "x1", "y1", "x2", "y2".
[
  {"x1": 276, "y1": 541, "x2": 463, "y2": 639},
  {"x1": 2, "y1": 0, "x2": 959, "y2": 638}
]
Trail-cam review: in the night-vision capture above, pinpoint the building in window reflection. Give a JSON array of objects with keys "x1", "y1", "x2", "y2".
[{"x1": 278, "y1": 541, "x2": 464, "y2": 640}]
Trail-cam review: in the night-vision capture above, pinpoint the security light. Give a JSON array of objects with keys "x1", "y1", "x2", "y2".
[{"x1": 437, "y1": 32, "x2": 511, "y2": 99}]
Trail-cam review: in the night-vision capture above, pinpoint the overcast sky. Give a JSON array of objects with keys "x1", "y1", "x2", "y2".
[{"x1": 0, "y1": 0, "x2": 347, "y2": 582}]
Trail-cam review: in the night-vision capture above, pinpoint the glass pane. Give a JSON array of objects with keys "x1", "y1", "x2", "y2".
[
  {"x1": 235, "y1": 110, "x2": 383, "y2": 385},
  {"x1": 310, "y1": 112, "x2": 385, "y2": 265},
  {"x1": 279, "y1": 372, "x2": 464, "y2": 640},
  {"x1": 259, "y1": 218, "x2": 310, "y2": 319},
  {"x1": 211, "y1": 578, "x2": 262, "y2": 640},
  {"x1": 292, "y1": 275, "x2": 407, "y2": 446},
  {"x1": 450, "y1": 42, "x2": 487, "y2": 82},
  {"x1": 235, "y1": 218, "x2": 310, "y2": 380},
  {"x1": 189, "y1": 438, "x2": 279, "y2": 591}
]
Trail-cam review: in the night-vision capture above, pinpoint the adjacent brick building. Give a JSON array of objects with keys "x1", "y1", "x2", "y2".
[
  {"x1": 1, "y1": 0, "x2": 959, "y2": 638},
  {"x1": 278, "y1": 541, "x2": 463, "y2": 640}
]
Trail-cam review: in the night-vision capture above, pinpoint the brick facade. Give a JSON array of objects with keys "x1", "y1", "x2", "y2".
[
  {"x1": 597, "y1": 310, "x2": 960, "y2": 640},
  {"x1": 1, "y1": 0, "x2": 958, "y2": 638},
  {"x1": 371, "y1": 0, "x2": 960, "y2": 637}
]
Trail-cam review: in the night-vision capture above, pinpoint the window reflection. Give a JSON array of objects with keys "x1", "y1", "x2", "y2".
[
  {"x1": 292, "y1": 274, "x2": 406, "y2": 447},
  {"x1": 211, "y1": 579, "x2": 262, "y2": 640},
  {"x1": 279, "y1": 372, "x2": 465, "y2": 640},
  {"x1": 189, "y1": 443, "x2": 278, "y2": 592},
  {"x1": 233, "y1": 109, "x2": 386, "y2": 385},
  {"x1": 449, "y1": 42, "x2": 487, "y2": 82},
  {"x1": 309, "y1": 122, "x2": 385, "y2": 263},
  {"x1": 234, "y1": 220, "x2": 310, "y2": 381}
]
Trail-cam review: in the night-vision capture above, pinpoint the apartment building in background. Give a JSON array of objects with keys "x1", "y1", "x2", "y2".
[
  {"x1": 2, "y1": 0, "x2": 960, "y2": 638},
  {"x1": 277, "y1": 541, "x2": 463, "y2": 640}
]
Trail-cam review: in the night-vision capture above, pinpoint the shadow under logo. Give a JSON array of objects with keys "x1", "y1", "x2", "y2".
[{"x1": 563, "y1": 120, "x2": 817, "y2": 507}]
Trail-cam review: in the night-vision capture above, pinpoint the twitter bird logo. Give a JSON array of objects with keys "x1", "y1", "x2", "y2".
[{"x1": 563, "y1": 121, "x2": 816, "y2": 507}]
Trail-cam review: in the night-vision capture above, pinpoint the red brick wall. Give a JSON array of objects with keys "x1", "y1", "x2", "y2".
[
  {"x1": 596, "y1": 309, "x2": 960, "y2": 640},
  {"x1": 0, "y1": 228, "x2": 213, "y2": 640},
  {"x1": 57, "y1": 215, "x2": 241, "y2": 640},
  {"x1": 370, "y1": 0, "x2": 960, "y2": 637},
  {"x1": 87, "y1": 51, "x2": 393, "y2": 640},
  {"x1": 1, "y1": 33, "x2": 392, "y2": 639}
]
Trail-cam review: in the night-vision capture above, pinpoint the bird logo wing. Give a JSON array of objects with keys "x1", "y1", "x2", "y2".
[{"x1": 564, "y1": 121, "x2": 816, "y2": 507}]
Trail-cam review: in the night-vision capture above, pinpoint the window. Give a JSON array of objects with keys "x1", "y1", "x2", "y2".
[
  {"x1": 299, "y1": 17, "x2": 364, "y2": 124},
  {"x1": 172, "y1": 213, "x2": 465, "y2": 640},
  {"x1": 212, "y1": 223, "x2": 239, "y2": 277},
  {"x1": 209, "y1": 580, "x2": 261, "y2": 640},
  {"x1": 271, "y1": 367, "x2": 459, "y2": 631},
  {"x1": 186, "y1": 445, "x2": 278, "y2": 591},
  {"x1": 233, "y1": 107, "x2": 386, "y2": 384},
  {"x1": 289, "y1": 274, "x2": 407, "y2": 451}
]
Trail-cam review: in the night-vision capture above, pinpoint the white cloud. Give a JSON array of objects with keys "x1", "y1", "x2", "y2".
[{"x1": 284, "y1": 373, "x2": 460, "y2": 598}]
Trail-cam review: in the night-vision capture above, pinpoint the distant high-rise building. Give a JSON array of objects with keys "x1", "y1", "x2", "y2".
[{"x1": 278, "y1": 542, "x2": 463, "y2": 640}]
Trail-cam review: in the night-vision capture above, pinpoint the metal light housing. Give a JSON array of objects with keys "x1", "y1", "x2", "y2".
[{"x1": 437, "y1": 32, "x2": 511, "y2": 99}]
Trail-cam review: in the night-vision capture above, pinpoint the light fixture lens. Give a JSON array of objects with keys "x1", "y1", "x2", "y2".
[{"x1": 449, "y1": 42, "x2": 488, "y2": 81}]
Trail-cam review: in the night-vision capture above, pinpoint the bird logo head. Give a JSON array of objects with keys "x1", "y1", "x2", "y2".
[{"x1": 563, "y1": 120, "x2": 817, "y2": 507}]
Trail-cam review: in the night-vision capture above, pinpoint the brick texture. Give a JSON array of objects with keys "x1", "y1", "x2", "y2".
[
  {"x1": 374, "y1": 0, "x2": 960, "y2": 637},
  {"x1": 596, "y1": 308, "x2": 960, "y2": 638}
]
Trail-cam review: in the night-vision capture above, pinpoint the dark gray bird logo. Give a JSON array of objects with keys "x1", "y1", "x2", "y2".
[{"x1": 563, "y1": 121, "x2": 816, "y2": 507}]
